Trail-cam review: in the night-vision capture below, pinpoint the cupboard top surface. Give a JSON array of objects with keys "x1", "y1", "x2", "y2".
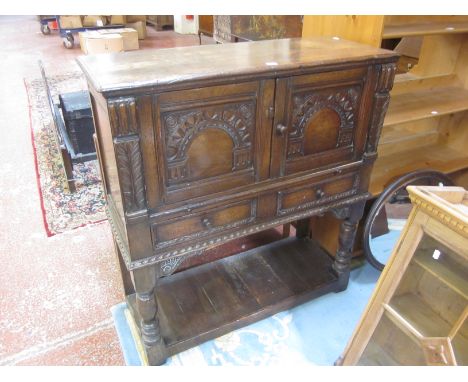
[{"x1": 76, "y1": 37, "x2": 397, "y2": 94}]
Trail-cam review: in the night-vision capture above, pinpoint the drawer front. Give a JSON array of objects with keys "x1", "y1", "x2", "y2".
[
  {"x1": 270, "y1": 67, "x2": 370, "y2": 178},
  {"x1": 276, "y1": 172, "x2": 360, "y2": 216},
  {"x1": 152, "y1": 198, "x2": 257, "y2": 249},
  {"x1": 153, "y1": 80, "x2": 274, "y2": 205}
]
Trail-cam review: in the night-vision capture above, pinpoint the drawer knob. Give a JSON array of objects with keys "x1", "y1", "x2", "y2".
[
  {"x1": 316, "y1": 188, "x2": 326, "y2": 199},
  {"x1": 276, "y1": 123, "x2": 288, "y2": 136},
  {"x1": 202, "y1": 217, "x2": 212, "y2": 229}
]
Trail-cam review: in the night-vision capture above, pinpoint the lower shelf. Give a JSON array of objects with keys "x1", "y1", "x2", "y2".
[{"x1": 128, "y1": 236, "x2": 340, "y2": 359}]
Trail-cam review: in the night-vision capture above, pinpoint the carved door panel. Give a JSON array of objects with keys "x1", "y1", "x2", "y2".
[
  {"x1": 154, "y1": 80, "x2": 274, "y2": 205},
  {"x1": 270, "y1": 67, "x2": 370, "y2": 178}
]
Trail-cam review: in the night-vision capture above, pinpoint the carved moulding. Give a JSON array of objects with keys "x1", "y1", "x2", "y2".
[
  {"x1": 287, "y1": 86, "x2": 361, "y2": 158},
  {"x1": 121, "y1": 192, "x2": 371, "y2": 271},
  {"x1": 409, "y1": 195, "x2": 468, "y2": 237}
]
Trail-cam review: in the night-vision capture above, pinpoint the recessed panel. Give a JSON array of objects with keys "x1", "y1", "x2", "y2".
[
  {"x1": 162, "y1": 101, "x2": 255, "y2": 187},
  {"x1": 186, "y1": 128, "x2": 234, "y2": 181},
  {"x1": 303, "y1": 108, "x2": 341, "y2": 155}
]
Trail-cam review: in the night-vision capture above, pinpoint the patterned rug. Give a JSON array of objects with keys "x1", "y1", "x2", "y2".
[{"x1": 24, "y1": 72, "x2": 106, "y2": 236}]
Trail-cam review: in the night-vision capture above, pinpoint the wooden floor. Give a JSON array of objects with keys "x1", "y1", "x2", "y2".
[{"x1": 129, "y1": 237, "x2": 339, "y2": 357}]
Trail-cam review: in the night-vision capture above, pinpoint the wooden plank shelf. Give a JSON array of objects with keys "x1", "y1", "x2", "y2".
[
  {"x1": 370, "y1": 143, "x2": 468, "y2": 196},
  {"x1": 389, "y1": 293, "x2": 453, "y2": 338},
  {"x1": 384, "y1": 86, "x2": 468, "y2": 127},
  {"x1": 357, "y1": 341, "x2": 400, "y2": 366},
  {"x1": 413, "y1": 253, "x2": 468, "y2": 299},
  {"x1": 383, "y1": 22, "x2": 468, "y2": 39},
  {"x1": 127, "y1": 237, "x2": 339, "y2": 358}
]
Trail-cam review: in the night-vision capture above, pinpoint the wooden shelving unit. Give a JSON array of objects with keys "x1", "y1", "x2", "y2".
[
  {"x1": 303, "y1": 15, "x2": 468, "y2": 257},
  {"x1": 383, "y1": 21, "x2": 468, "y2": 39},
  {"x1": 384, "y1": 86, "x2": 468, "y2": 127}
]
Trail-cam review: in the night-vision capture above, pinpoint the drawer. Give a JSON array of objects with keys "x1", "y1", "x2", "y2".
[
  {"x1": 152, "y1": 198, "x2": 257, "y2": 248},
  {"x1": 276, "y1": 172, "x2": 360, "y2": 216}
]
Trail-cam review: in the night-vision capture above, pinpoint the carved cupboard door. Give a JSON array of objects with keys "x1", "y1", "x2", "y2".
[
  {"x1": 270, "y1": 67, "x2": 371, "y2": 178},
  {"x1": 153, "y1": 80, "x2": 274, "y2": 205}
]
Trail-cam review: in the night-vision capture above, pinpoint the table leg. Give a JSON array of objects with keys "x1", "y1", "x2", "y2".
[
  {"x1": 333, "y1": 202, "x2": 366, "y2": 291},
  {"x1": 132, "y1": 266, "x2": 166, "y2": 365}
]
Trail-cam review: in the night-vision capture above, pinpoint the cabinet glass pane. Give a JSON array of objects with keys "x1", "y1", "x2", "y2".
[
  {"x1": 452, "y1": 318, "x2": 468, "y2": 366},
  {"x1": 358, "y1": 313, "x2": 425, "y2": 365},
  {"x1": 389, "y1": 234, "x2": 467, "y2": 338}
]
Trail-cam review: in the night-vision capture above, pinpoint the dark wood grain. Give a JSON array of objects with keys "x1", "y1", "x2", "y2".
[
  {"x1": 76, "y1": 37, "x2": 396, "y2": 95},
  {"x1": 128, "y1": 237, "x2": 339, "y2": 358},
  {"x1": 83, "y1": 37, "x2": 399, "y2": 365}
]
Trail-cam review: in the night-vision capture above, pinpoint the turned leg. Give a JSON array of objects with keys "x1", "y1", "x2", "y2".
[
  {"x1": 132, "y1": 266, "x2": 166, "y2": 365},
  {"x1": 333, "y1": 202, "x2": 366, "y2": 291}
]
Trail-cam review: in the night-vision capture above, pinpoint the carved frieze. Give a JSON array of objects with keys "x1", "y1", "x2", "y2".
[
  {"x1": 163, "y1": 102, "x2": 255, "y2": 183},
  {"x1": 115, "y1": 137, "x2": 146, "y2": 213},
  {"x1": 123, "y1": 192, "x2": 371, "y2": 271},
  {"x1": 108, "y1": 97, "x2": 139, "y2": 136},
  {"x1": 288, "y1": 86, "x2": 361, "y2": 158}
]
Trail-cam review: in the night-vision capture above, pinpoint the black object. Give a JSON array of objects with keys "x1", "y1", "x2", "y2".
[
  {"x1": 59, "y1": 91, "x2": 95, "y2": 155},
  {"x1": 362, "y1": 169, "x2": 455, "y2": 271},
  {"x1": 39, "y1": 60, "x2": 97, "y2": 193}
]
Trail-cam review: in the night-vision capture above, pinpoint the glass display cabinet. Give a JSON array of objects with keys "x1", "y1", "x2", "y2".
[{"x1": 337, "y1": 185, "x2": 468, "y2": 366}]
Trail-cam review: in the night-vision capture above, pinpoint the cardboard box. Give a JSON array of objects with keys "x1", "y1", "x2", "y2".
[
  {"x1": 83, "y1": 15, "x2": 108, "y2": 27},
  {"x1": 79, "y1": 31, "x2": 123, "y2": 55},
  {"x1": 60, "y1": 15, "x2": 83, "y2": 29},
  {"x1": 126, "y1": 15, "x2": 146, "y2": 23},
  {"x1": 98, "y1": 28, "x2": 139, "y2": 51},
  {"x1": 110, "y1": 15, "x2": 126, "y2": 25},
  {"x1": 125, "y1": 21, "x2": 147, "y2": 39}
]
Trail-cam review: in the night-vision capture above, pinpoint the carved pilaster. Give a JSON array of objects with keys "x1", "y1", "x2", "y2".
[
  {"x1": 108, "y1": 97, "x2": 139, "y2": 136},
  {"x1": 115, "y1": 137, "x2": 147, "y2": 214},
  {"x1": 365, "y1": 63, "x2": 396, "y2": 155}
]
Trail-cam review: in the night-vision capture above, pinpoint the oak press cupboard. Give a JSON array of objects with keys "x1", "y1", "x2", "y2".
[{"x1": 77, "y1": 37, "x2": 398, "y2": 365}]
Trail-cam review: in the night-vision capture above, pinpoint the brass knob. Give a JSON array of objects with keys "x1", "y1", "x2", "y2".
[
  {"x1": 316, "y1": 188, "x2": 325, "y2": 199},
  {"x1": 202, "y1": 217, "x2": 212, "y2": 229},
  {"x1": 276, "y1": 123, "x2": 288, "y2": 136}
]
